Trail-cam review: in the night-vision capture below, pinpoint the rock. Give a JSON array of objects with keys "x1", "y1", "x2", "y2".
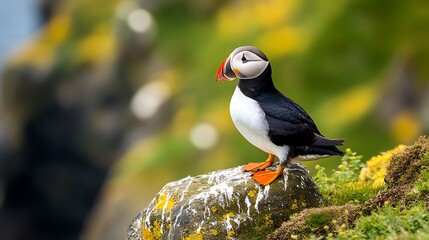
[
  {"x1": 385, "y1": 136, "x2": 429, "y2": 188},
  {"x1": 269, "y1": 137, "x2": 429, "y2": 240},
  {"x1": 126, "y1": 163, "x2": 323, "y2": 239}
]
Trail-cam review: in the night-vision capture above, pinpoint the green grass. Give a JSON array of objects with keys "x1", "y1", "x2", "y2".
[
  {"x1": 269, "y1": 137, "x2": 429, "y2": 240},
  {"x1": 413, "y1": 168, "x2": 429, "y2": 197},
  {"x1": 305, "y1": 212, "x2": 331, "y2": 228},
  {"x1": 314, "y1": 149, "x2": 383, "y2": 205},
  {"x1": 338, "y1": 203, "x2": 429, "y2": 239}
]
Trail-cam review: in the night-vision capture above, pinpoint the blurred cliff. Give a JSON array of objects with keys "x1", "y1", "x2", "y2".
[{"x1": 0, "y1": 0, "x2": 428, "y2": 239}]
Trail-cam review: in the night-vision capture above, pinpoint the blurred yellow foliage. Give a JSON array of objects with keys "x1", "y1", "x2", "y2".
[
  {"x1": 253, "y1": 0, "x2": 297, "y2": 27},
  {"x1": 318, "y1": 83, "x2": 377, "y2": 131},
  {"x1": 10, "y1": 41, "x2": 56, "y2": 69},
  {"x1": 45, "y1": 15, "x2": 71, "y2": 44},
  {"x1": 359, "y1": 145, "x2": 406, "y2": 187},
  {"x1": 257, "y1": 27, "x2": 306, "y2": 58},
  {"x1": 216, "y1": 0, "x2": 297, "y2": 38},
  {"x1": 77, "y1": 25, "x2": 116, "y2": 63},
  {"x1": 9, "y1": 15, "x2": 71, "y2": 69},
  {"x1": 390, "y1": 111, "x2": 421, "y2": 144},
  {"x1": 204, "y1": 104, "x2": 234, "y2": 133},
  {"x1": 172, "y1": 107, "x2": 197, "y2": 135},
  {"x1": 147, "y1": 68, "x2": 180, "y2": 91}
]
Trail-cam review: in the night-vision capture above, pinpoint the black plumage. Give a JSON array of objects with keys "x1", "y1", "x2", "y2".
[
  {"x1": 216, "y1": 45, "x2": 344, "y2": 185},
  {"x1": 237, "y1": 64, "x2": 344, "y2": 159}
]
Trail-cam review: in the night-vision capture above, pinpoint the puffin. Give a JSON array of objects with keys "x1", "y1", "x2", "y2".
[{"x1": 216, "y1": 46, "x2": 344, "y2": 186}]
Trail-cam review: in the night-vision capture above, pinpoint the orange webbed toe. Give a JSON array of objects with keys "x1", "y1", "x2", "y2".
[
  {"x1": 241, "y1": 154, "x2": 275, "y2": 172},
  {"x1": 251, "y1": 166, "x2": 284, "y2": 186}
]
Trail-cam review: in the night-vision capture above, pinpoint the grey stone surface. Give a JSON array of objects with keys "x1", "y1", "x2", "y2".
[{"x1": 127, "y1": 163, "x2": 323, "y2": 239}]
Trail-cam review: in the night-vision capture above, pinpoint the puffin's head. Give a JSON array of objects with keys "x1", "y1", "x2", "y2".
[{"x1": 216, "y1": 46, "x2": 269, "y2": 81}]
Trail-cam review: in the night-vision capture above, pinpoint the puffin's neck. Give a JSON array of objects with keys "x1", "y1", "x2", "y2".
[{"x1": 237, "y1": 64, "x2": 277, "y2": 99}]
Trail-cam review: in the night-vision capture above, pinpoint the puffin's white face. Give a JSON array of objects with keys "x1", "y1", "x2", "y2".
[
  {"x1": 230, "y1": 50, "x2": 269, "y2": 79},
  {"x1": 216, "y1": 46, "x2": 269, "y2": 81}
]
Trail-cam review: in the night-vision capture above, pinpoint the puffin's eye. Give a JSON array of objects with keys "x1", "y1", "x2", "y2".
[{"x1": 241, "y1": 54, "x2": 248, "y2": 63}]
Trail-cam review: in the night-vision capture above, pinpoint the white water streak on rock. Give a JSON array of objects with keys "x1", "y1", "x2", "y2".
[
  {"x1": 233, "y1": 215, "x2": 242, "y2": 228},
  {"x1": 254, "y1": 187, "x2": 263, "y2": 213},
  {"x1": 179, "y1": 177, "x2": 193, "y2": 201},
  {"x1": 245, "y1": 196, "x2": 251, "y2": 217},
  {"x1": 160, "y1": 192, "x2": 174, "y2": 232},
  {"x1": 207, "y1": 167, "x2": 242, "y2": 185},
  {"x1": 224, "y1": 214, "x2": 233, "y2": 231},
  {"x1": 144, "y1": 196, "x2": 158, "y2": 226},
  {"x1": 254, "y1": 184, "x2": 270, "y2": 213},
  {"x1": 134, "y1": 164, "x2": 324, "y2": 239},
  {"x1": 264, "y1": 185, "x2": 270, "y2": 198},
  {"x1": 197, "y1": 221, "x2": 204, "y2": 233},
  {"x1": 283, "y1": 171, "x2": 289, "y2": 191},
  {"x1": 171, "y1": 204, "x2": 185, "y2": 237},
  {"x1": 208, "y1": 182, "x2": 234, "y2": 207},
  {"x1": 300, "y1": 176, "x2": 306, "y2": 188},
  {"x1": 207, "y1": 171, "x2": 218, "y2": 185},
  {"x1": 236, "y1": 197, "x2": 241, "y2": 213}
]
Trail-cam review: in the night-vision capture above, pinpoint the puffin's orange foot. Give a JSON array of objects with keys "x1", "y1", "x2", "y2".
[
  {"x1": 242, "y1": 154, "x2": 275, "y2": 172},
  {"x1": 251, "y1": 166, "x2": 284, "y2": 186},
  {"x1": 242, "y1": 161, "x2": 272, "y2": 172}
]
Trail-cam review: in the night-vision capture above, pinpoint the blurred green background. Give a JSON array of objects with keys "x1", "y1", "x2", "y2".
[{"x1": 0, "y1": 0, "x2": 429, "y2": 239}]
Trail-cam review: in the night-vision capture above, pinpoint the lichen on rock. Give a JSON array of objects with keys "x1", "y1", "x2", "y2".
[{"x1": 127, "y1": 163, "x2": 323, "y2": 239}]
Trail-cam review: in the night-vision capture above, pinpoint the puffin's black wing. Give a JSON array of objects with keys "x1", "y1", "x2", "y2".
[
  {"x1": 258, "y1": 91, "x2": 344, "y2": 148},
  {"x1": 263, "y1": 114, "x2": 316, "y2": 146}
]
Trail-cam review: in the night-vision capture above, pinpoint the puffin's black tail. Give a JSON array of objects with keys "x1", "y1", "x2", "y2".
[
  {"x1": 297, "y1": 134, "x2": 346, "y2": 157},
  {"x1": 291, "y1": 135, "x2": 345, "y2": 159},
  {"x1": 316, "y1": 145, "x2": 344, "y2": 156},
  {"x1": 312, "y1": 134, "x2": 345, "y2": 147},
  {"x1": 293, "y1": 145, "x2": 344, "y2": 158}
]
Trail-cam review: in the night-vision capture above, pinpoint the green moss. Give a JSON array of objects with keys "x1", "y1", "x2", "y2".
[
  {"x1": 385, "y1": 136, "x2": 429, "y2": 187},
  {"x1": 270, "y1": 136, "x2": 429, "y2": 240},
  {"x1": 411, "y1": 167, "x2": 429, "y2": 198},
  {"x1": 305, "y1": 212, "x2": 331, "y2": 228},
  {"x1": 325, "y1": 182, "x2": 384, "y2": 206},
  {"x1": 342, "y1": 183, "x2": 384, "y2": 205},
  {"x1": 420, "y1": 152, "x2": 429, "y2": 166},
  {"x1": 268, "y1": 206, "x2": 356, "y2": 240},
  {"x1": 340, "y1": 203, "x2": 429, "y2": 239},
  {"x1": 314, "y1": 149, "x2": 382, "y2": 205}
]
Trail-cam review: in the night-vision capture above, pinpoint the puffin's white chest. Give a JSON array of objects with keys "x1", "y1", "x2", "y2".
[{"x1": 229, "y1": 87, "x2": 288, "y2": 160}]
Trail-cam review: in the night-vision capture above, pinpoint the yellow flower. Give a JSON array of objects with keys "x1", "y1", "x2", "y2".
[
  {"x1": 359, "y1": 145, "x2": 405, "y2": 187},
  {"x1": 359, "y1": 167, "x2": 370, "y2": 181},
  {"x1": 372, "y1": 178, "x2": 385, "y2": 187},
  {"x1": 338, "y1": 163, "x2": 348, "y2": 170},
  {"x1": 373, "y1": 167, "x2": 386, "y2": 179}
]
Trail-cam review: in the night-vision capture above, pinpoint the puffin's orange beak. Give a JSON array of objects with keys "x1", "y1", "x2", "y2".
[{"x1": 216, "y1": 57, "x2": 236, "y2": 81}]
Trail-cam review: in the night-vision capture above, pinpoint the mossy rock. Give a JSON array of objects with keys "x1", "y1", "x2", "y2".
[
  {"x1": 126, "y1": 163, "x2": 323, "y2": 240},
  {"x1": 269, "y1": 136, "x2": 429, "y2": 240},
  {"x1": 268, "y1": 205, "x2": 356, "y2": 240},
  {"x1": 385, "y1": 136, "x2": 429, "y2": 188}
]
